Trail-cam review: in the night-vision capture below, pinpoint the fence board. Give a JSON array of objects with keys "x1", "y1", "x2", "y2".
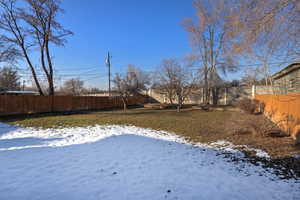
[
  {"x1": 255, "y1": 93, "x2": 300, "y2": 132},
  {"x1": 0, "y1": 95, "x2": 146, "y2": 116}
]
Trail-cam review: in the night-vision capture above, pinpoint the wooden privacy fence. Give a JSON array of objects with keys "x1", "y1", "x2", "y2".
[
  {"x1": 0, "y1": 95, "x2": 147, "y2": 116},
  {"x1": 255, "y1": 93, "x2": 300, "y2": 132}
]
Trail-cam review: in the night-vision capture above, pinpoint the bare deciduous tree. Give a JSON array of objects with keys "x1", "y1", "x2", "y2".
[
  {"x1": 113, "y1": 65, "x2": 146, "y2": 111},
  {"x1": 183, "y1": 0, "x2": 239, "y2": 104},
  {"x1": 156, "y1": 58, "x2": 197, "y2": 112},
  {"x1": 0, "y1": 0, "x2": 72, "y2": 95},
  {"x1": 0, "y1": 38, "x2": 20, "y2": 62},
  {"x1": 127, "y1": 64, "x2": 150, "y2": 90},
  {"x1": 241, "y1": 67, "x2": 263, "y2": 87},
  {"x1": 0, "y1": 0, "x2": 43, "y2": 94},
  {"x1": 0, "y1": 66, "x2": 20, "y2": 90},
  {"x1": 239, "y1": 0, "x2": 300, "y2": 57},
  {"x1": 60, "y1": 78, "x2": 85, "y2": 96},
  {"x1": 23, "y1": 0, "x2": 72, "y2": 95},
  {"x1": 154, "y1": 59, "x2": 178, "y2": 105},
  {"x1": 233, "y1": 0, "x2": 300, "y2": 90}
]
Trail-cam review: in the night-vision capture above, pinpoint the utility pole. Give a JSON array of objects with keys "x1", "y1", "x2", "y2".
[
  {"x1": 23, "y1": 80, "x2": 25, "y2": 91},
  {"x1": 106, "y1": 52, "x2": 111, "y2": 96}
]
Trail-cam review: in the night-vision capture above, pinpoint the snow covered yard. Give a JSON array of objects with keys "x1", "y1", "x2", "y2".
[{"x1": 0, "y1": 123, "x2": 299, "y2": 200}]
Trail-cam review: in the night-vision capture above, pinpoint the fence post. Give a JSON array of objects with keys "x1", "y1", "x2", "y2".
[
  {"x1": 51, "y1": 95, "x2": 54, "y2": 113},
  {"x1": 22, "y1": 94, "x2": 25, "y2": 114}
]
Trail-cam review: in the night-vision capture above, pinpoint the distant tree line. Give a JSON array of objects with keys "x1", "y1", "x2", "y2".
[{"x1": 0, "y1": 66, "x2": 20, "y2": 91}]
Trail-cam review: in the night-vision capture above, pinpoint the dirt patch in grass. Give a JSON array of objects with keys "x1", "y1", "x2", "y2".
[
  {"x1": 2, "y1": 107, "x2": 299, "y2": 158},
  {"x1": 216, "y1": 151, "x2": 300, "y2": 180}
]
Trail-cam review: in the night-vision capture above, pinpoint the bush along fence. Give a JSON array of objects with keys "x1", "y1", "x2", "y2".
[
  {"x1": 255, "y1": 93, "x2": 300, "y2": 143},
  {"x1": 0, "y1": 95, "x2": 147, "y2": 116}
]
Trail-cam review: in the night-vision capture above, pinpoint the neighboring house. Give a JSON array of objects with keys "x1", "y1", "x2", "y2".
[
  {"x1": 0, "y1": 91, "x2": 39, "y2": 95},
  {"x1": 272, "y1": 63, "x2": 300, "y2": 94}
]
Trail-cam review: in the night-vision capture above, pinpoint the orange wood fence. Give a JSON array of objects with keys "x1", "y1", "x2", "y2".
[
  {"x1": 0, "y1": 95, "x2": 147, "y2": 116},
  {"x1": 255, "y1": 93, "x2": 300, "y2": 132}
]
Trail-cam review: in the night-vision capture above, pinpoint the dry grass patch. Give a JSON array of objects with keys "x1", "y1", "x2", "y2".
[{"x1": 2, "y1": 107, "x2": 299, "y2": 158}]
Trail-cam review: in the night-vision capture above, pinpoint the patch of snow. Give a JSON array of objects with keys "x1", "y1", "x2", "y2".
[
  {"x1": 208, "y1": 140, "x2": 270, "y2": 158},
  {"x1": 292, "y1": 154, "x2": 300, "y2": 159},
  {"x1": 0, "y1": 123, "x2": 299, "y2": 200},
  {"x1": 0, "y1": 124, "x2": 188, "y2": 151},
  {"x1": 0, "y1": 123, "x2": 270, "y2": 158}
]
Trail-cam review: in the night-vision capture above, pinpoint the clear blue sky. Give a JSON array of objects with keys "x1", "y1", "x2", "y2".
[{"x1": 45, "y1": 0, "x2": 194, "y2": 89}]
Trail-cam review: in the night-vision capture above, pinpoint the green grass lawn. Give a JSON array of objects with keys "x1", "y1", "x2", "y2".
[{"x1": 2, "y1": 107, "x2": 299, "y2": 158}]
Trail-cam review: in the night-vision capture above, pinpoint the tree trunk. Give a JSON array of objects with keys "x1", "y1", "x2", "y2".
[
  {"x1": 48, "y1": 80, "x2": 54, "y2": 96},
  {"x1": 177, "y1": 104, "x2": 181, "y2": 112},
  {"x1": 168, "y1": 92, "x2": 173, "y2": 105},
  {"x1": 177, "y1": 96, "x2": 181, "y2": 112},
  {"x1": 122, "y1": 97, "x2": 127, "y2": 111},
  {"x1": 45, "y1": 40, "x2": 55, "y2": 96},
  {"x1": 203, "y1": 66, "x2": 209, "y2": 104},
  {"x1": 212, "y1": 87, "x2": 219, "y2": 105},
  {"x1": 22, "y1": 47, "x2": 44, "y2": 96},
  {"x1": 40, "y1": 42, "x2": 54, "y2": 96}
]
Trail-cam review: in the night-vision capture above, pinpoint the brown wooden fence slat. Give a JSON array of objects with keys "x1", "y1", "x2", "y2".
[
  {"x1": 0, "y1": 95, "x2": 146, "y2": 116},
  {"x1": 255, "y1": 93, "x2": 300, "y2": 132}
]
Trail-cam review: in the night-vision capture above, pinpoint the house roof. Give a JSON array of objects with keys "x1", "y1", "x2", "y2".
[{"x1": 272, "y1": 63, "x2": 300, "y2": 80}]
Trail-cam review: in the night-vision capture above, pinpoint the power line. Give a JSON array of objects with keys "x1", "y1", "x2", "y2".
[
  {"x1": 81, "y1": 76, "x2": 107, "y2": 82},
  {"x1": 187, "y1": 61, "x2": 293, "y2": 69},
  {"x1": 16, "y1": 66, "x2": 105, "y2": 74},
  {"x1": 54, "y1": 67, "x2": 104, "y2": 72},
  {"x1": 19, "y1": 71, "x2": 104, "y2": 77}
]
